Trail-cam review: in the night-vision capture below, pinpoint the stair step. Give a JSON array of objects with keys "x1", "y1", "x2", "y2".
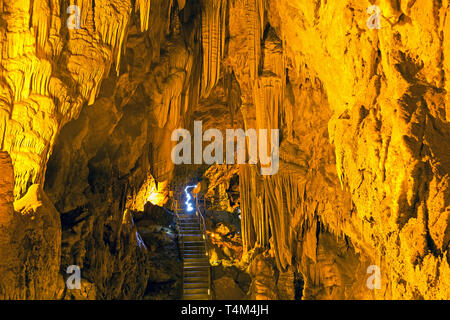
[
  {"x1": 184, "y1": 275, "x2": 209, "y2": 282},
  {"x1": 183, "y1": 262, "x2": 210, "y2": 269},
  {"x1": 183, "y1": 247, "x2": 205, "y2": 251},
  {"x1": 180, "y1": 235, "x2": 203, "y2": 239},
  {"x1": 184, "y1": 272, "x2": 209, "y2": 277},
  {"x1": 184, "y1": 262, "x2": 209, "y2": 267},
  {"x1": 182, "y1": 293, "x2": 210, "y2": 300},
  {"x1": 184, "y1": 257, "x2": 209, "y2": 262},
  {"x1": 184, "y1": 268, "x2": 209, "y2": 274},
  {"x1": 183, "y1": 254, "x2": 205, "y2": 259},
  {"x1": 183, "y1": 282, "x2": 209, "y2": 289},
  {"x1": 183, "y1": 241, "x2": 205, "y2": 245},
  {"x1": 184, "y1": 288, "x2": 210, "y2": 295},
  {"x1": 177, "y1": 214, "x2": 210, "y2": 300},
  {"x1": 184, "y1": 265, "x2": 210, "y2": 270},
  {"x1": 183, "y1": 254, "x2": 205, "y2": 257},
  {"x1": 184, "y1": 266, "x2": 208, "y2": 272},
  {"x1": 183, "y1": 248, "x2": 204, "y2": 252},
  {"x1": 181, "y1": 236, "x2": 204, "y2": 241},
  {"x1": 184, "y1": 259, "x2": 210, "y2": 264},
  {"x1": 179, "y1": 224, "x2": 200, "y2": 228},
  {"x1": 181, "y1": 236, "x2": 203, "y2": 239},
  {"x1": 184, "y1": 252, "x2": 207, "y2": 256},
  {"x1": 183, "y1": 252, "x2": 205, "y2": 256}
]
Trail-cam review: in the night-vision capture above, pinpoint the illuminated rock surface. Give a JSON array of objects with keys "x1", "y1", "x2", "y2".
[{"x1": 0, "y1": 0, "x2": 449, "y2": 299}]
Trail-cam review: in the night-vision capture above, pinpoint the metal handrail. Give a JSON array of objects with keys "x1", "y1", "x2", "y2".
[
  {"x1": 171, "y1": 199, "x2": 184, "y2": 298},
  {"x1": 172, "y1": 199, "x2": 184, "y2": 252},
  {"x1": 172, "y1": 190, "x2": 211, "y2": 299},
  {"x1": 195, "y1": 196, "x2": 211, "y2": 299}
]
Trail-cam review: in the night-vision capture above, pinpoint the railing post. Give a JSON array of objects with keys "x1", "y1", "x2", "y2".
[{"x1": 172, "y1": 196, "x2": 184, "y2": 298}]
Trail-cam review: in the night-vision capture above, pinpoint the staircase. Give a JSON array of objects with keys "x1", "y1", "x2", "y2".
[{"x1": 176, "y1": 212, "x2": 211, "y2": 300}]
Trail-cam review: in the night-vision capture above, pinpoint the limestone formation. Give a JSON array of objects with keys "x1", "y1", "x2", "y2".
[{"x1": 0, "y1": 0, "x2": 449, "y2": 300}]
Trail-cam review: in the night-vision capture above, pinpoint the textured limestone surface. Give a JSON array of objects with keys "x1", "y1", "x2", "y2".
[
  {"x1": 134, "y1": 203, "x2": 182, "y2": 300},
  {"x1": 0, "y1": 0, "x2": 449, "y2": 299},
  {"x1": 0, "y1": 152, "x2": 62, "y2": 299}
]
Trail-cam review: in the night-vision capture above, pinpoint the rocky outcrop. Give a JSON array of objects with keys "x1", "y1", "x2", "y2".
[
  {"x1": 0, "y1": 152, "x2": 62, "y2": 299},
  {"x1": 1, "y1": 0, "x2": 198, "y2": 300},
  {"x1": 0, "y1": 151, "x2": 23, "y2": 298},
  {"x1": 134, "y1": 203, "x2": 182, "y2": 300},
  {"x1": 204, "y1": 210, "x2": 251, "y2": 300},
  {"x1": 232, "y1": 0, "x2": 450, "y2": 299}
]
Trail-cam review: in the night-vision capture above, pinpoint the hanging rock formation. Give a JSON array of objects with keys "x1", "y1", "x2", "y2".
[{"x1": 0, "y1": 0, "x2": 449, "y2": 300}]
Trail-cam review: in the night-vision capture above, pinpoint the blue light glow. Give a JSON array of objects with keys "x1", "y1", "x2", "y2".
[{"x1": 184, "y1": 185, "x2": 196, "y2": 212}]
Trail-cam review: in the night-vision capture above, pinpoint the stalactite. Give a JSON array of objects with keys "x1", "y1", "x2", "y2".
[
  {"x1": 31, "y1": 0, "x2": 50, "y2": 50},
  {"x1": 240, "y1": 159, "x2": 311, "y2": 273},
  {"x1": 223, "y1": 70, "x2": 241, "y2": 126},
  {"x1": 135, "y1": 0, "x2": 151, "y2": 32},
  {"x1": 240, "y1": 164, "x2": 258, "y2": 252},
  {"x1": 83, "y1": 0, "x2": 96, "y2": 32},
  {"x1": 200, "y1": 0, "x2": 227, "y2": 98},
  {"x1": 177, "y1": 0, "x2": 186, "y2": 11},
  {"x1": 94, "y1": 0, "x2": 132, "y2": 75},
  {"x1": 252, "y1": 23, "x2": 284, "y2": 169},
  {"x1": 244, "y1": 0, "x2": 264, "y2": 81},
  {"x1": 253, "y1": 76, "x2": 282, "y2": 133},
  {"x1": 262, "y1": 26, "x2": 285, "y2": 81}
]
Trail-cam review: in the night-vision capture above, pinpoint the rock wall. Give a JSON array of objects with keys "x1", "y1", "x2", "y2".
[
  {"x1": 0, "y1": 151, "x2": 62, "y2": 299},
  {"x1": 234, "y1": 0, "x2": 450, "y2": 299},
  {"x1": 1, "y1": 0, "x2": 199, "y2": 299},
  {"x1": 43, "y1": 0, "x2": 200, "y2": 299}
]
